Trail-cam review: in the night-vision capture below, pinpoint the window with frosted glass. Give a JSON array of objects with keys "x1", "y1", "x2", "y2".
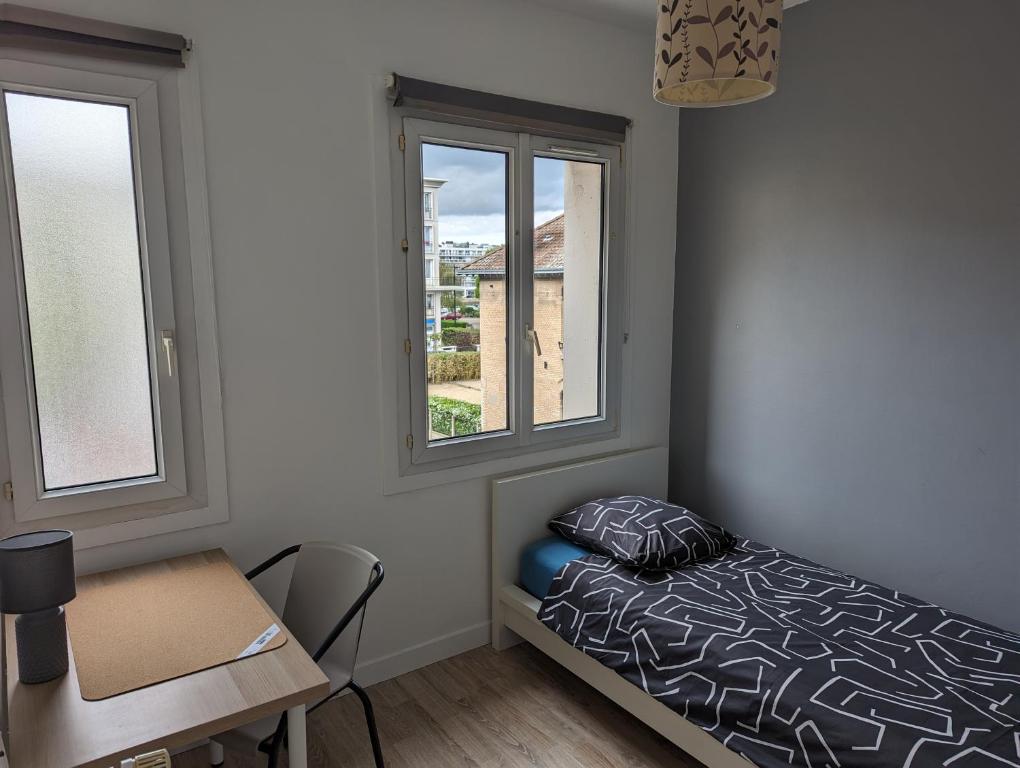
[{"x1": 4, "y1": 92, "x2": 157, "y2": 490}]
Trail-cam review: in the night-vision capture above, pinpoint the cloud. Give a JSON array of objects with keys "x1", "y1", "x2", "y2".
[
  {"x1": 436, "y1": 209, "x2": 565, "y2": 246},
  {"x1": 422, "y1": 143, "x2": 568, "y2": 221},
  {"x1": 534, "y1": 156, "x2": 566, "y2": 217},
  {"x1": 436, "y1": 214, "x2": 507, "y2": 246},
  {"x1": 423, "y1": 143, "x2": 508, "y2": 217}
]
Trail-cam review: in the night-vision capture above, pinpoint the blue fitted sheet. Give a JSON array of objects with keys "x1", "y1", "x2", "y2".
[{"x1": 519, "y1": 536, "x2": 590, "y2": 599}]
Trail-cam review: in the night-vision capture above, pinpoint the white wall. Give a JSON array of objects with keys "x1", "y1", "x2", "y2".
[{"x1": 43, "y1": 0, "x2": 678, "y2": 680}]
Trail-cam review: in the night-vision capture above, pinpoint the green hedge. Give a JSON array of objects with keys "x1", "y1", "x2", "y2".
[
  {"x1": 428, "y1": 396, "x2": 482, "y2": 436},
  {"x1": 427, "y1": 351, "x2": 480, "y2": 382},
  {"x1": 441, "y1": 328, "x2": 479, "y2": 348},
  {"x1": 441, "y1": 320, "x2": 468, "y2": 329}
]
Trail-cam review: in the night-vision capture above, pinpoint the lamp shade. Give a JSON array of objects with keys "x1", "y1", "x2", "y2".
[
  {"x1": 0, "y1": 530, "x2": 75, "y2": 614},
  {"x1": 653, "y1": 0, "x2": 783, "y2": 107}
]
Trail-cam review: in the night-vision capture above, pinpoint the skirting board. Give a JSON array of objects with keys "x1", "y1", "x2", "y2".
[
  {"x1": 499, "y1": 585, "x2": 753, "y2": 768},
  {"x1": 353, "y1": 621, "x2": 491, "y2": 688}
]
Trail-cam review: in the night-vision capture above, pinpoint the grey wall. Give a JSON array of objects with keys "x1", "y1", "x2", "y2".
[{"x1": 669, "y1": 0, "x2": 1019, "y2": 631}]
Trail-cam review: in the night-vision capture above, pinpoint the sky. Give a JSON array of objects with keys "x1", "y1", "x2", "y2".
[{"x1": 422, "y1": 143, "x2": 565, "y2": 245}]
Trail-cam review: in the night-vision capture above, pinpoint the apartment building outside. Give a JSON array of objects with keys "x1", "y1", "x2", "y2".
[
  {"x1": 424, "y1": 178, "x2": 479, "y2": 346},
  {"x1": 438, "y1": 241, "x2": 493, "y2": 296}
]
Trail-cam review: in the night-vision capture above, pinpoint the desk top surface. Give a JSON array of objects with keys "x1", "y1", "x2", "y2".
[{"x1": 4, "y1": 549, "x2": 329, "y2": 768}]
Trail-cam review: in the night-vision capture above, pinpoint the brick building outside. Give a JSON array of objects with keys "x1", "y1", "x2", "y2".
[{"x1": 459, "y1": 215, "x2": 568, "y2": 429}]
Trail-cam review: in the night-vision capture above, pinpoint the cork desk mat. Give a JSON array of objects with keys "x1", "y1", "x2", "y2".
[{"x1": 65, "y1": 550, "x2": 287, "y2": 701}]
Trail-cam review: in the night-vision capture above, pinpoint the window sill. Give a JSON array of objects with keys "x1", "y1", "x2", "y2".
[
  {"x1": 381, "y1": 429, "x2": 631, "y2": 495},
  {"x1": 0, "y1": 500, "x2": 228, "y2": 550}
]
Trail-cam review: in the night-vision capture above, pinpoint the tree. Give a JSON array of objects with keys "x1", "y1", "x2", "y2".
[{"x1": 439, "y1": 261, "x2": 460, "y2": 313}]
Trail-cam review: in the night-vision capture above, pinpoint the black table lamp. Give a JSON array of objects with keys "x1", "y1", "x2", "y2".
[{"x1": 0, "y1": 530, "x2": 76, "y2": 684}]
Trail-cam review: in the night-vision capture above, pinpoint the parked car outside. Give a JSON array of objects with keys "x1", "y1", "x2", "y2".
[{"x1": 442, "y1": 311, "x2": 463, "y2": 320}]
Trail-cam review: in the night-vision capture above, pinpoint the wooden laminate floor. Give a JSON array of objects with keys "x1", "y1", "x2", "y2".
[{"x1": 175, "y1": 643, "x2": 706, "y2": 767}]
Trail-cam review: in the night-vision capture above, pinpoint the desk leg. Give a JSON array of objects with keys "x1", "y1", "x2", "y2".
[{"x1": 287, "y1": 705, "x2": 308, "y2": 768}]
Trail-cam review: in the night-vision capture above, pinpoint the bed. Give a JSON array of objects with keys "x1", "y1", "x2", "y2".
[{"x1": 491, "y1": 448, "x2": 1020, "y2": 768}]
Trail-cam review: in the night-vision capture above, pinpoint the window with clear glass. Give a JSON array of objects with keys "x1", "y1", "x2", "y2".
[
  {"x1": 423, "y1": 190, "x2": 433, "y2": 219},
  {"x1": 420, "y1": 142, "x2": 509, "y2": 442},
  {"x1": 397, "y1": 117, "x2": 621, "y2": 472},
  {"x1": 4, "y1": 92, "x2": 157, "y2": 490},
  {"x1": 532, "y1": 156, "x2": 604, "y2": 426}
]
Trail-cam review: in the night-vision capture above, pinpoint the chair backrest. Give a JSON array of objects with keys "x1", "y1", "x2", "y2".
[{"x1": 281, "y1": 542, "x2": 379, "y2": 685}]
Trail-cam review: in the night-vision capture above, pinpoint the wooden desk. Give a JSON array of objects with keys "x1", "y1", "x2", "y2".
[{"x1": 4, "y1": 550, "x2": 329, "y2": 768}]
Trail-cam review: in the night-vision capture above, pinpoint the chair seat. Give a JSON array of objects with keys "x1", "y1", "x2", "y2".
[{"x1": 320, "y1": 658, "x2": 354, "y2": 692}]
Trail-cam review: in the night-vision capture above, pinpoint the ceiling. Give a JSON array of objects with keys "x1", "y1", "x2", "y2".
[{"x1": 524, "y1": 0, "x2": 811, "y2": 33}]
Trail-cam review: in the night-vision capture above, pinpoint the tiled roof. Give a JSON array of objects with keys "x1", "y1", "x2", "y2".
[{"x1": 459, "y1": 214, "x2": 564, "y2": 276}]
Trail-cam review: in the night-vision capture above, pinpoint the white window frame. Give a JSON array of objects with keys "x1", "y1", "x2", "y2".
[
  {"x1": 0, "y1": 60, "x2": 185, "y2": 521},
  {"x1": 395, "y1": 116, "x2": 624, "y2": 475},
  {"x1": 0, "y1": 51, "x2": 228, "y2": 546}
]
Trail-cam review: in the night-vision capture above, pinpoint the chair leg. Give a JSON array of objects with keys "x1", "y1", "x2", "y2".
[
  {"x1": 349, "y1": 681, "x2": 385, "y2": 768},
  {"x1": 208, "y1": 739, "x2": 224, "y2": 766},
  {"x1": 263, "y1": 714, "x2": 287, "y2": 768}
]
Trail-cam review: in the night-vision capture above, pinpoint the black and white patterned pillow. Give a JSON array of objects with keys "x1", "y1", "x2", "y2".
[{"x1": 548, "y1": 495, "x2": 735, "y2": 570}]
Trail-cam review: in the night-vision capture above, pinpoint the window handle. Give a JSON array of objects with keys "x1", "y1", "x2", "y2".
[
  {"x1": 526, "y1": 324, "x2": 542, "y2": 357},
  {"x1": 161, "y1": 330, "x2": 176, "y2": 377}
]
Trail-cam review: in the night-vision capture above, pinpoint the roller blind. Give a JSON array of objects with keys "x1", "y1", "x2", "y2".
[
  {"x1": 0, "y1": 4, "x2": 188, "y2": 68},
  {"x1": 390, "y1": 73, "x2": 630, "y2": 144}
]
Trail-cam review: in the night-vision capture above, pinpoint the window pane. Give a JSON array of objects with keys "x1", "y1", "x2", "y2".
[
  {"x1": 421, "y1": 143, "x2": 508, "y2": 442},
  {"x1": 533, "y1": 157, "x2": 604, "y2": 426},
  {"x1": 5, "y1": 92, "x2": 157, "y2": 489}
]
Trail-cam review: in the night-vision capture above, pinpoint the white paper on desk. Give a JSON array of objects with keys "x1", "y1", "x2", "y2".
[{"x1": 236, "y1": 623, "x2": 280, "y2": 658}]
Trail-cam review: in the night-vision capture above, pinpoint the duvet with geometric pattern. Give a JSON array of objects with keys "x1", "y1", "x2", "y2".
[{"x1": 539, "y1": 539, "x2": 1020, "y2": 767}]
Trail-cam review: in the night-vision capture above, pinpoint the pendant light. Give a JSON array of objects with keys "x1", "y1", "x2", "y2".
[{"x1": 654, "y1": 0, "x2": 783, "y2": 107}]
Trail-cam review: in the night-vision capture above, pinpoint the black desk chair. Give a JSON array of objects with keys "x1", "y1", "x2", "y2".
[{"x1": 209, "y1": 542, "x2": 385, "y2": 767}]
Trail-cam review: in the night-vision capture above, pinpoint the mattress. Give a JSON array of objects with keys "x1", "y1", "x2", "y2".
[
  {"x1": 519, "y1": 536, "x2": 590, "y2": 599},
  {"x1": 539, "y1": 538, "x2": 1020, "y2": 768}
]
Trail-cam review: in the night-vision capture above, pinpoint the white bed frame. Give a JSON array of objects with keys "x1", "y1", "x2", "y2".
[{"x1": 490, "y1": 447, "x2": 752, "y2": 768}]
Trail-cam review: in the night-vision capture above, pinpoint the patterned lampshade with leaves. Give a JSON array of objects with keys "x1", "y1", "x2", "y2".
[{"x1": 653, "y1": 0, "x2": 783, "y2": 107}]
